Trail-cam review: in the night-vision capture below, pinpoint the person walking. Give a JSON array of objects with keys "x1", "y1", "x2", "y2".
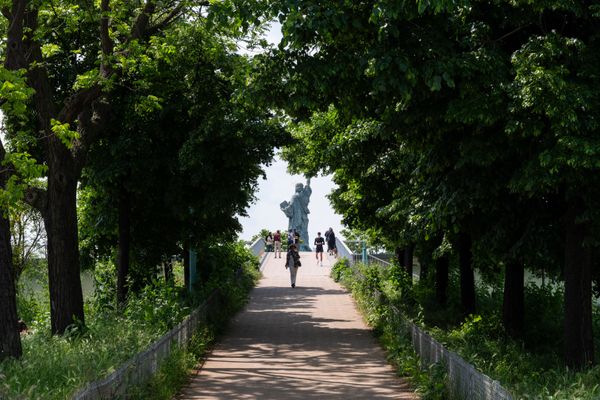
[
  {"x1": 314, "y1": 232, "x2": 325, "y2": 266},
  {"x1": 285, "y1": 243, "x2": 301, "y2": 288},
  {"x1": 325, "y1": 227, "x2": 337, "y2": 257},
  {"x1": 273, "y1": 230, "x2": 282, "y2": 258},
  {"x1": 265, "y1": 232, "x2": 274, "y2": 252},
  {"x1": 293, "y1": 229, "x2": 300, "y2": 246}
]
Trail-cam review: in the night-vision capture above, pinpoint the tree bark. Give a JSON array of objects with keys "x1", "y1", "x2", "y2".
[
  {"x1": 403, "y1": 244, "x2": 414, "y2": 283},
  {"x1": 564, "y1": 199, "x2": 594, "y2": 369},
  {"x1": 0, "y1": 199, "x2": 22, "y2": 360},
  {"x1": 163, "y1": 259, "x2": 173, "y2": 282},
  {"x1": 395, "y1": 246, "x2": 405, "y2": 268},
  {"x1": 502, "y1": 259, "x2": 524, "y2": 338},
  {"x1": 116, "y1": 184, "x2": 131, "y2": 306},
  {"x1": 44, "y1": 143, "x2": 85, "y2": 334},
  {"x1": 183, "y1": 244, "x2": 190, "y2": 290},
  {"x1": 458, "y1": 232, "x2": 476, "y2": 316},
  {"x1": 435, "y1": 255, "x2": 449, "y2": 306}
]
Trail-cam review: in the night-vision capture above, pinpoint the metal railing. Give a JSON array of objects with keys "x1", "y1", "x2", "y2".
[
  {"x1": 335, "y1": 237, "x2": 361, "y2": 264},
  {"x1": 72, "y1": 290, "x2": 221, "y2": 400},
  {"x1": 368, "y1": 254, "x2": 392, "y2": 267},
  {"x1": 338, "y1": 238, "x2": 513, "y2": 400},
  {"x1": 248, "y1": 237, "x2": 265, "y2": 258},
  {"x1": 247, "y1": 237, "x2": 270, "y2": 270},
  {"x1": 395, "y1": 305, "x2": 512, "y2": 400}
]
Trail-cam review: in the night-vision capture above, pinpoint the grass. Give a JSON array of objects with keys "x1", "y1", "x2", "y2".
[
  {"x1": 1, "y1": 242, "x2": 260, "y2": 400},
  {"x1": 127, "y1": 326, "x2": 216, "y2": 400},
  {"x1": 331, "y1": 258, "x2": 600, "y2": 400},
  {"x1": 0, "y1": 308, "x2": 165, "y2": 399}
]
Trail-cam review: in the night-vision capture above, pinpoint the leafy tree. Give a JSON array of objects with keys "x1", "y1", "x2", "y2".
[
  {"x1": 78, "y1": 13, "x2": 284, "y2": 304},
  {"x1": 260, "y1": 0, "x2": 600, "y2": 368},
  {"x1": 1, "y1": 0, "x2": 278, "y2": 333}
]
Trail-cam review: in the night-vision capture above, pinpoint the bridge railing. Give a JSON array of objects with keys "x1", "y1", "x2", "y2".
[
  {"x1": 248, "y1": 237, "x2": 266, "y2": 258},
  {"x1": 334, "y1": 236, "x2": 359, "y2": 264},
  {"x1": 338, "y1": 245, "x2": 513, "y2": 400},
  {"x1": 72, "y1": 290, "x2": 221, "y2": 400}
]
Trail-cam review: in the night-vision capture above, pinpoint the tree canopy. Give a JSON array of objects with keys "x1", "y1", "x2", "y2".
[{"x1": 257, "y1": 0, "x2": 600, "y2": 369}]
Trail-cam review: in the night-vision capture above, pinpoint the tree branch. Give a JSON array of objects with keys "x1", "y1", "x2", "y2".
[
  {"x1": 130, "y1": 1, "x2": 157, "y2": 41},
  {"x1": 57, "y1": 85, "x2": 102, "y2": 125},
  {"x1": 23, "y1": 187, "x2": 48, "y2": 217},
  {"x1": 72, "y1": 97, "x2": 111, "y2": 175},
  {"x1": 100, "y1": 0, "x2": 114, "y2": 78},
  {"x1": 146, "y1": 3, "x2": 184, "y2": 36}
]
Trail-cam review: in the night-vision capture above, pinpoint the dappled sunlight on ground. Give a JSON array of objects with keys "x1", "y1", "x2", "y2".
[{"x1": 176, "y1": 252, "x2": 418, "y2": 399}]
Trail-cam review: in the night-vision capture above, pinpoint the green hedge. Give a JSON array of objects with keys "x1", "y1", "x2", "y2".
[{"x1": 332, "y1": 259, "x2": 600, "y2": 400}]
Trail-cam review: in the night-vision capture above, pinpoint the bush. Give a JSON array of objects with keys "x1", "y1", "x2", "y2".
[
  {"x1": 336, "y1": 260, "x2": 600, "y2": 400},
  {"x1": 331, "y1": 257, "x2": 352, "y2": 283},
  {"x1": 332, "y1": 260, "x2": 445, "y2": 398},
  {"x1": 1, "y1": 241, "x2": 259, "y2": 400}
]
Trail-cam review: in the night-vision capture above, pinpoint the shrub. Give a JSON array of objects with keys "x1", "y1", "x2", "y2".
[{"x1": 1, "y1": 241, "x2": 258, "y2": 400}]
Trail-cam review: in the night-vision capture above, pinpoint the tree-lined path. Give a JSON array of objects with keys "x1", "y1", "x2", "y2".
[{"x1": 177, "y1": 252, "x2": 418, "y2": 399}]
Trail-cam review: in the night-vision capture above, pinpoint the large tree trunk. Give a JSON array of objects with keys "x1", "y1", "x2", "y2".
[
  {"x1": 0, "y1": 209, "x2": 22, "y2": 360},
  {"x1": 564, "y1": 199, "x2": 594, "y2": 369},
  {"x1": 458, "y1": 232, "x2": 476, "y2": 316},
  {"x1": 403, "y1": 244, "x2": 414, "y2": 283},
  {"x1": 503, "y1": 259, "x2": 524, "y2": 338},
  {"x1": 395, "y1": 246, "x2": 405, "y2": 268},
  {"x1": 45, "y1": 148, "x2": 85, "y2": 334},
  {"x1": 163, "y1": 259, "x2": 173, "y2": 282},
  {"x1": 435, "y1": 255, "x2": 449, "y2": 306},
  {"x1": 116, "y1": 184, "x2": 131, "y2": 306},
  {"x1": 183, "y1": 244, "x2": 190, "y2": 290}
]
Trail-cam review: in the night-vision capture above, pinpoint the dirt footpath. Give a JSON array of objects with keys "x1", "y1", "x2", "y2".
[{"x1": 176, "y1": 251, "x2": 418, "y2": 399}]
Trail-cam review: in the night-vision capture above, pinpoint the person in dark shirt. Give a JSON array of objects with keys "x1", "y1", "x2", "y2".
[
  {"x1": 285, "y1": 243, "x2": 301, "y2": 288},
  {"x1": 325, "y1": 227, "x2": 337, "y2": 257},
  {"x1": 314, "y1": 232, "x2": 325, "y2": 266}
]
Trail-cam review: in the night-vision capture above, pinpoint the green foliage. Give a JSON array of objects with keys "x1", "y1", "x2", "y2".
[
  {"x1": 124, "y1": 283, "x2": 189, "y2": 333},
  {"x1": 2, "y1": 241, "x2": 258, "y2": 399},
  {"x1": 1, "y1": 302, "x2": 166, "y2": 399},
  {"x1": 127, "y1": 327, "x2": 215, "y2": 400},
  {"x1": 79, "y1": 17, "x2": 285, "y2": 278},
  {"x1": 330, "y1": 257, "x2": 352, "y2": 283},
  {"x1": 91, "y1": 260, "x2": 117, "y2": 311},
  {"x1": 0, "y1": 68, "x2": 34, "y2": 127},
  {"x1": 336, "y1": 259, "x2": 600, "y2": 399},
  {"x1": 193, "y1": 241, "x2": 261, "y2": 307}
]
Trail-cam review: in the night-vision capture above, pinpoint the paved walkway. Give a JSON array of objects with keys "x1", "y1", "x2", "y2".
[{"x1": 176, "y1": 251, "x2": 418, "y2": 399}]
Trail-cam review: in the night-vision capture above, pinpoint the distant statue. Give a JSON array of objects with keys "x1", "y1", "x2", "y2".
[{"x1": 280, "y1": 178, "x2": 312, "y2": 251}]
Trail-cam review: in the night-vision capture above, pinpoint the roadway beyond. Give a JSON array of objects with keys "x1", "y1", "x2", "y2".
[{"x1": 176, "y1": 251, "x2": 418, "y2": 399}]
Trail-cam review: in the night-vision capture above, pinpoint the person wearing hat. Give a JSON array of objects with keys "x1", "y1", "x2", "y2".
[{"x1": 285, "y1": 243, "x2": 301, "y2": 288}]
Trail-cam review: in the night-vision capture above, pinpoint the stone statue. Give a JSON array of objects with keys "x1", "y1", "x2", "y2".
[{"x1": 280, "y1": 178, "x2": 312, "y2": 251}]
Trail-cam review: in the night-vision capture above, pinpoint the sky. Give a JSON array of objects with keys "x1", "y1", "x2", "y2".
[{"x1": 238, "y1": 155, "x2": 346, "y2": 241}]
